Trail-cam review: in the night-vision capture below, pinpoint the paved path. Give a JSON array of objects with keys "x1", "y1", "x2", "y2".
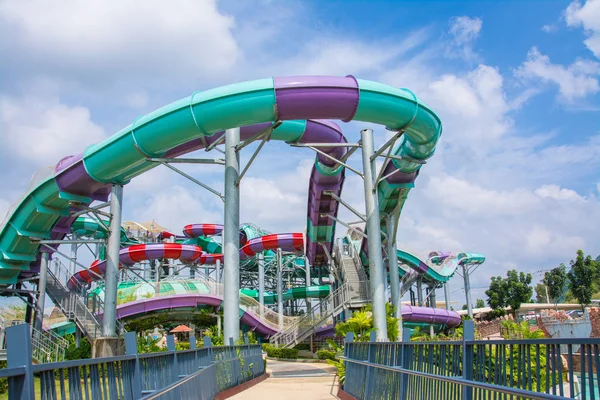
[{"x1": 230, "y1": 359, "x2": 340, "y2": 399}]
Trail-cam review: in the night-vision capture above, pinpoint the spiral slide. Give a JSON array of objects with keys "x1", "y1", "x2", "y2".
[{"x1": 67, "y1": 233, "x2": 304, "y2": 290}]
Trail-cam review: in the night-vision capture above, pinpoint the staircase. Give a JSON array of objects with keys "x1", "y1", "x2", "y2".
[
  {"x1": 269, "y1": 282, "x2": 354, "y2": 348},
  {"x1": 337, "y1": 240, "x2": 370, "y2": 309},
  {"x1": 269, "y1": 242, "x2": 371, "y2": 348},
  {"x1": 0, "y1": 316, "x2": 66, "y2": 363},
  {"x1": 45, "y1": 260, "x2": 124, "y2": 340}
]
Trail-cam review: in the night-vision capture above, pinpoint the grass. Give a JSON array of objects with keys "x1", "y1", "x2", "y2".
[{"x1": 0, "y1": 376, "x2": 71, "y2": 400}]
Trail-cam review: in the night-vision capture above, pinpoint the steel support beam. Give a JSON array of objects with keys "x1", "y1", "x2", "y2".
[
  {"x1": 444, "y1": 282, "x2": 451, "y2": 310},
  {"x1": 160, "y1": 162, "x2": 225, "y2": 201},
  {"x1": 416, "y1": 278, "x2": 424, "y2": 306},
  {"x1": 463, "y1": 263, "x2": 474, "y2": 319},
  {"x1": 223, "y1": 127, "x2": 241, "y2": 343},
  {"x1": 258, "y1": 253, "x2": 265, "y2": 319},
  {"x1": 386, "y1": 214, "x2": 402, "y2": 339},
  {"x1": 103, "y1": 184, "x2": 123, "y2": 337},
  {"x1": 360, "y1": 128, "x2": 388, "y2": 341},
  {"x1": 146, "y1": 157, "x2": 225, "y2": 165},
  {"x1": 325, "y1": 191, "x2": 366, "y2": 221},
  {"x1": 277, "y1": 249, "x2": 284, "y2": 330},
  {"x1": 33, "y1": 252, "x2": 49, "y2": 332},
  {"x1": 69, "y1": 233, "x2": 78, "y2": 277}
]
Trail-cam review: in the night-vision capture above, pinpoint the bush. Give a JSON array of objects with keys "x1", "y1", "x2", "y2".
[
  {"x1": 262, "y1": 344, "x2": 298, "y2": 359},
  {"x1": 175, "y1": 342, "x2": 190, "y2": 351},
  {"x1": 293, "y1": 343, "x2": 310, "y2": 351},
  {"x1": 316, "y1": 349, "x2": 337, "y2": 360}
]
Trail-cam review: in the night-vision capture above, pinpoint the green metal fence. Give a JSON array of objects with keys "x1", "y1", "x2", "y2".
[
  {"x1": 343, "y1": 320, "x2": 599, "y2": 399},
  {"x1": 2, "y1": 323, "x2": 264, "y2": 399}
]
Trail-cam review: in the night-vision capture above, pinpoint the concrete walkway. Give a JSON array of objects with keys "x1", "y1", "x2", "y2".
[{"x1": 230, "y1": 359, "x2": 340, "y2": 399}]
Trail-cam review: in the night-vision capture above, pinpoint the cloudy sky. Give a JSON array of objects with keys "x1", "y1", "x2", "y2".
[{"x1": 1, "y1": 0, "x2": 599, "y2": 305}]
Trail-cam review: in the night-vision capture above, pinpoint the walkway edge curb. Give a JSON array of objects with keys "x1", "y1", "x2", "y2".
[
  {"x1": 213, "y1": 372, "x2": 270, "y2": 400},
  {"x1": 337, "y1": 387, "x2": 358, "y2": 400},
  {"x1": 265, "y1": 356, "x2": 328, "y2": 363}
]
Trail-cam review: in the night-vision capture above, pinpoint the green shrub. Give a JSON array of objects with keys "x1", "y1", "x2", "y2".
[
  {"x1": 175, "y1": 342, "x2": 190, "y2": 351},
  {"x1": 263, "y1": 345, "x2": 298, "y2": 359},
  {"x1": 316, "y1": 349, "x2": 337, "y2": 360},
  {"x1": 293, "y1": 343, "x2": 310, "y2": 351}
]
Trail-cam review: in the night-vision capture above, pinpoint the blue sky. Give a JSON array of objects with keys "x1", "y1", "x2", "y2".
[{"x1": 0, "y1": 0, "x2": 599, "y2": 306}]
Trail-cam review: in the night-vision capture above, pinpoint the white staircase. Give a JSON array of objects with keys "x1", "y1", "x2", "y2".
[
  {"x1": 269, "y1": 242, "x2": 371, "y2": 348},
  {"x1": 46, "y1": 260, "x2": 124, "y2": 340},
  {"x1": 0, "y1": 316, "x2": 67, "y2": 363}
]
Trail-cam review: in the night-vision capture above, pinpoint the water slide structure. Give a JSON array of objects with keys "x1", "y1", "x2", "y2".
[{"x1": 0, "y1": 75, "x2": 474, "y2": 342}]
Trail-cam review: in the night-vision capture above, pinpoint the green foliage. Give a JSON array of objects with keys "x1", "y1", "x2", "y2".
[
  {"x1": 261, "y1": 344, "x2": 299, "y2": 359},
  {"x1": 204, "y1": 325, "x2": 224, "y2": 346},
  {"x1": 64, "y1": 334, "x2": 91, "y2": 360},
  {"x1": 326, "y1": 358, "x2": 346, "y2": 385},
  {"x1": 534, "y1": 283, "x2": 548, "y2": 303},
  {"x1": 0, "y1": 361, "x2": 6, "y2": 394},
  {"x1": 293, "y1": 343, "x2": 311, "y2": 351},
  {"x1": 543, "y1": 264, "x2": 569, "y2": 307},
  {"x1": 486, "y1": 270, "x2": 533, "y2": 314},
  {"x1": 316, "y1": 349, "x2": 337, "y2": 360},
  {"x1": 334, "y1": 303, "x2": 399, "y2": 341},
  {"x1": 137, "y1": 336, "x2": 164, "y2": 354},
  {"x1": 475, "y1": 298, "x2": 486, "y2": 309},
  {"x1": 175, "y1": 342, "x2": 190, "y2": 351},
  {"x1": 568, "y1": 250, "x2": 599, "y2": 309}
]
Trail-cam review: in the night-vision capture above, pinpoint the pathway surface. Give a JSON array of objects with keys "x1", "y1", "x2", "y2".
[{"x1": 230, "y1": 359, "x2": 340, "y2": 399}]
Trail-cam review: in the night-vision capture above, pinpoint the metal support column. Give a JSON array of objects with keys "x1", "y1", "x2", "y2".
[
  {"x1": 361, "y1": 128, "x2": 388, "y2": 341},
  {"x1": 258, "y1": 253, "x2": 265, "y2": 319},
  {"x1": 70, "y1": 233, "x2": 78, "y2": 276},
  {"x1": 305, "y1": 256, "x2": 312, "y2": 312},
  {"x1": 463, "y1": 263, "x2": 474, "y2": 319},
  {"x1": 103, "y1": 184, "x2": 123, "y2": 337},
  {"x1": 416, "y1": 278, "x2": 423, "y2": 307},
  {"x1": 277, "y1": 249, "x2": 284, "y2": 330},
  {"x1": 223, "y1": 127, "x2": 240, "y2": 343},
  {"x1": 430, "y1": 286, "x2": 437, "y2": 308},
  {"x1": 386, "y1": 214, "x2": 402, "y2": 339},
  {"x1": 33, "y1": 252, "x2": 49, "y2": 332},
  {"x1": 444, "y1": 282, "x2": 451, "y2": 310},
  {"x1": 215, "y1": 259, "x2": 221, "y2": 286}
]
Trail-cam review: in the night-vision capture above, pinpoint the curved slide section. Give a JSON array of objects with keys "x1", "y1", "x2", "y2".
[
  {"x1": 68, "y1": 233, "x2": 304, "y2": 289},
  {"x1": 109, "y1": 294, "x2": 460, "y2": 339},
  {"x1": 0, "y1": 75, "x2": 440, "y2": 285},
  {"x1": 241, "y1": 285, "x2": 330, "y2": 304}
]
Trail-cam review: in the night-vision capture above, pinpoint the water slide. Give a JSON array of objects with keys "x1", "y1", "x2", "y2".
[
  {"x1": 0, "y1": 75, "x2": 454, "y2": 330},
  {"x1": 67, "y1": 233, "x2": 304, "y2": 289}
]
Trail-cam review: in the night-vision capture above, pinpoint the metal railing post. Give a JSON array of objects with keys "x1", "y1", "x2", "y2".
[
  {"x1": 462, "y1": 320, "x2": 475, "y2": 400},
  {"x1": 399, "y1": 327, "x2": 411, "y2": 400},
  {"x1": 124, "y1": 331, "x2": 142, "y2": 399},
  {"x1": 6, "y1": 323, "x2": 34, "y2": 399}
]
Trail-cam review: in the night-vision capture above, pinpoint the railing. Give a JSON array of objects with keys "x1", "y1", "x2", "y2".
[
  {"x1": 46, "y1": 259, "x2": 125, "y2": 338},
  {"x1": 270, "y1": 282, "x2": 353, "y2": 348},
  {"x1": 342, "y1": 320, "x2": 600, "y2": 399},
  {"x1": 2, "y1": 323, "x2": 264, "y2": 400},
  {"x1": 1, "y1": 317, "x2": 66, "y2": 364}
]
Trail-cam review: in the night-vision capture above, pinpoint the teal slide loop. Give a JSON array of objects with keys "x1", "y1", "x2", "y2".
[{"x1": 130, "y1": 115, "x2": 156, "y2": 158}]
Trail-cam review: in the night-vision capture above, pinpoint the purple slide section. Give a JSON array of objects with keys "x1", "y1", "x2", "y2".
[
  {"x1": 109, "y1": 295, "x2": 460, "y2": 340},
  {"x1": 112, "y1": 295, "x2": 278, "y2": 337}
]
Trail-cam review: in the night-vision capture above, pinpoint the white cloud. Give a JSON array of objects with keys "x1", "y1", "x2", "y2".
[
  {"x1": 515, "y1": 47, "x2": 600, "y2": 101},
  {"x1": 542, "y1": 24, "x2": 558, "y2": 33},
  {"x1": 565, "y1": 0, "x2": 600, "y2": 58},
  {"x1": 446, "y1": 16, "x2": 483, "y2": 61},
  {"x1": 534, "y1": 184, "x2": 586, "y2": 201},
  {"x1": 0, "y1": 0, "x2": 239, "y2": 87},
  {"x1": 132, "y1": 185, "x2": 222, "y2": 233},
  {"x1": 125, "y1": 92, "x2": 150, "y2": 110},
  {"x1": 0, "y1": 95, "x2": 105, "y2": 164}
]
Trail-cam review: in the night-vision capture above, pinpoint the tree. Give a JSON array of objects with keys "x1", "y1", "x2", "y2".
[
  {"x1": 475, "y1": 298, "x2": 485, "y2": 308},
  {"x1": 486, "y1": 270, "x2": 533, "y2": 315},
  {"x1": 568, "y1": 250, "x2": 599, "y2": 310},
  {"x1": 543, "y1": 264, "x2": 568, "y2": 308},
  {"x1": 534, "y1": 283, "x2": 548, "y2": 303}
]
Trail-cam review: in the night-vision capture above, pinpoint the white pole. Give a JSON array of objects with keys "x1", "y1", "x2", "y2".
[{"x1": 223, "y1": 128, "x2": 241, "y2": 343}]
